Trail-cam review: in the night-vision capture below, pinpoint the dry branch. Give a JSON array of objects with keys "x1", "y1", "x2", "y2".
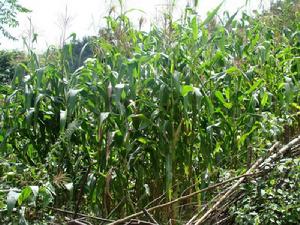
[
  {"x1": 124, "y1": 219, "x2": 158, "y2": 225},
  {"x1": 48, "y1": 207, "x2": 114, "y2": 223},
  {"x1": 107, "y1": 171, "x2": 262, "y2": 225},
  {"x1": 190, "y1": 136, "x2": 300, "y2": 225},
  {"x1": 142, "y1": 208, "x2": 159, "y2": 224}
]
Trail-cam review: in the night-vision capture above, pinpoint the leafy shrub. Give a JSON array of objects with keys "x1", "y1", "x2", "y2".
[
  {"x1": 0, "y1": 50, "x2": 26, "y2": 84},
  {"x1": 0, "y1": 157, "x2": 55, "y2": 224},
  {"x1": 231, "y1": 158, "x2": 300, "y2": 225}
]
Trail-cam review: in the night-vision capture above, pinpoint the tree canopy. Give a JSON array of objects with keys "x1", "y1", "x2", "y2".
[{"x1": 0, "y1": 0, "x2": 30, "y2": 40}]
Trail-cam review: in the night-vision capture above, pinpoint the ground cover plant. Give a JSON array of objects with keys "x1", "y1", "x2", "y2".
[{"x1": 0, "y1": 0, "x2": 299, "y2": 224}]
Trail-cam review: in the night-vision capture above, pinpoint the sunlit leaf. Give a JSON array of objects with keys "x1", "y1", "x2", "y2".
[{"x1": 181, "y1": 85, "x2": 194, "y2": 97}]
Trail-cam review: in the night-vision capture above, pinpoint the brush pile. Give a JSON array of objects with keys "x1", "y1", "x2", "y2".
[{"x1": 106, "y1": 136, "x2": 300, "y2": 225}]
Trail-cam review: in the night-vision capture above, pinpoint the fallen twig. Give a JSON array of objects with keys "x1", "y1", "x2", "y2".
[
  {"x1": 185, "y1": 185, "x2": 233, "y2": 225},
  {"x1": 124, "y1": 219, "x2": 158, "y2": 225},
  {"x1": 48, "y1": 207, "x2": 114, "y2": 223},
  {"x1": 142, "y1": 208, "x2": 159, "y2": 224},
  {"x1": 67, "y1": 219, "x2": 92, "y2": 225},
  {"x1": 215, "y1": 215, "x2": 233, "y2": 225}
]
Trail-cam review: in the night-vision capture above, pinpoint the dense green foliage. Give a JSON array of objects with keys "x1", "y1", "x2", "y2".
[
  {"x1": 231, "y1": 158, "x2": 300, "y2": 225},
  {"x1": 0, "y1": 0, "x2": 299, "y2": 224},
  {"x1": 0, "y1": 50, "x2": 26, "y2": 84}
]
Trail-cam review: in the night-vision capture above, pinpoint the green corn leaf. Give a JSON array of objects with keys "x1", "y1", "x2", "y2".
[
  {"x1": 215, "y1": 91, "x2": 232, "y2": 109},
  {"x1": 67, "y1": 89, "x2": 82, "y2": 115},
  {"x1": 291, "y1": 103, "x2": 300, "y2": 111},
  {"x1": 181, "y1": 85, "x2": 194, "y2": 97},
  {"x1": 238, "y1": 125, "x2": 258, "y2": 150},
  {"x1": 246, "y1": 79, "x2": 263, "y2": 95},
  {"x1": 257, "y1": 45, "x2": 266, "y2": 64},
  {"x1": 191, "y1": 16, "x2": 198, "y2": 40},
  {"x1": 129, "y1": 114, "x2": 152, "y2": 130},
  {"x1": 200, "y1": 1, "x2": 224, "y2": 27},
  {"x1": 261, "y1": 92, "x2": 269, "y2": 107},
  {"x1": 18, "y1": 187, "x2": 32, "y2": 205},
  {"x1": 137, "y1": 137, "x2": 148, "y2": 144},
  {"x1": 226, "y1": 66, "x2": 240, "y2": 75},
  {"x1": 225, "y1": 7, "x2": 241, "y2": 28}
]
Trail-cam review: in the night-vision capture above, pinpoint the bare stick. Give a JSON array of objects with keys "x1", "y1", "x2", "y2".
[
  {"x1": 67, "y1": 219, "x2": 92, "y2": 225},
  {"x1": 145, "y1": 191, "x2": 167, "y2": 208},
  {"x1": 215, "y1": 215, "x2": 233, "y2": 225},
  {"x1": 145, "y1": 182, "x2": 179, "y2": 208},
  {"x1": 142, "y1": 208, "x2": 159, "y2": 224},
  {"x1": 185, "y1": 184, "x2": 232, "y2": 225},
  {"x1": 107, "y1": 171, "x2": 262, "y2": 225},
  {"x1": 125, "y1": 219, "x2": 158, "y2": 225},
  {"x1": 48, "y1": 207, "x2": 114, "y2": 223}
]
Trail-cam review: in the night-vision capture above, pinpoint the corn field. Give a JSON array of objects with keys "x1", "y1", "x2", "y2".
[{"x1": 0, "y1": 0, "x2": 299, "y2": 224}]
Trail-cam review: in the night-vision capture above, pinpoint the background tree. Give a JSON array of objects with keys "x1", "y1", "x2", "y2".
[
  {"x1": 0, "y1": 50, "x2": 26, "y2": 84},
  {"x1": 0, "y1": 0, "x2": 30, "y2": 41}
]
